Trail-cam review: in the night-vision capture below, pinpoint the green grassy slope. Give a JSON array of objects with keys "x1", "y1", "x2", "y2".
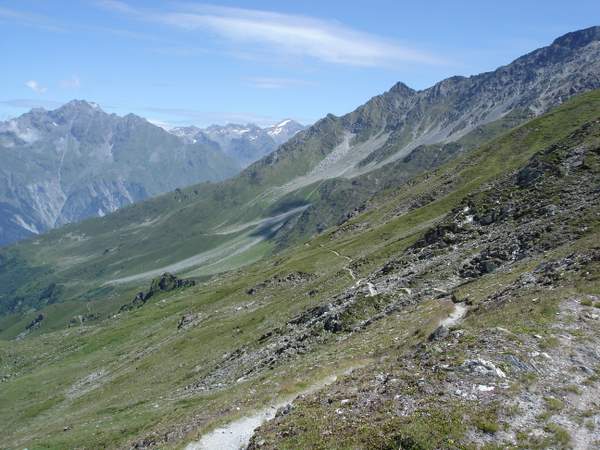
[
  {"x1": 0, "y1": 105, "x2": 542, "y2": 335},
  {"x1": 4, "y1": 25, "x2": 600, "y2": 323},
  {"x1": 0, "y1": 115, "x2": 347, "y2": 320},
  {"x1": 1, "y1": 89, "x2": 599, "y2": 448}
]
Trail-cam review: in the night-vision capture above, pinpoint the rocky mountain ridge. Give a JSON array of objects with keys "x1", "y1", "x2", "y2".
[
  {"x1": 171, "y1": 119, "x2": 305, "y2": 167},
  {"x1": 0, "y1": 103, "x2": 303, "y2": 247}
]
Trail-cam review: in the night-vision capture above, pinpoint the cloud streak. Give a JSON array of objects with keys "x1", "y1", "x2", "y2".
[
  {"x1": 60, "y1": 75, "x2": 81, "y2": 89},
  {"x1": 245, "y1": 77, "x2": 317, "y2": 89},
  {"x1": 96, "y1": 2, "x2": 443, "y2": 67},
  {"x1": 0, "y1": 6, "x2": 65, "y2": 32},
  {"x1": 25, "y1": 80, "x2": 47, "y2": 94}
]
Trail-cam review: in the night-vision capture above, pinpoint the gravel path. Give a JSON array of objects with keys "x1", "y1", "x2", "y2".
[{"x1": 185, "y1": 371, "x2": 357, "y2": 450}]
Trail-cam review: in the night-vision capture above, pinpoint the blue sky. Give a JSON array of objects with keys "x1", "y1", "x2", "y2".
[{"x1": 1, "y1": 1, "x2": 599, "y2": 127}]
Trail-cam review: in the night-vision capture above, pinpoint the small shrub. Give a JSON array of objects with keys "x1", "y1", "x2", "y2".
[
  {"x1": 545, "y1": 397, "x2": 564, "y2": 411},
  {"x1": 475, "y1": 419, "x2": 500, "y2": 434},
  {"x1": 544, "y1": 423, "x2": 571, "y2": 446},
  {"x1": 563, "y1": 385, "x2": 581, "y2": 394},
  {"x1": 539, "y1": 336, "x2": 559, "y2": 349}
]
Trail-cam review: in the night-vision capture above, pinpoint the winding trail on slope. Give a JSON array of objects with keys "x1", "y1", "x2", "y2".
[
  {"x1": 319, "y1": 244, "x2": 378, "y2": 297},
  {"x1": 185, "y1": 301, "x2": 468, "y2": 450},
  {"x1": 439, "y1": 302, "x2": 468, "y2": 328},
  {"x1": 185, "y1": 366, "x2": 363, "y2": 450}
]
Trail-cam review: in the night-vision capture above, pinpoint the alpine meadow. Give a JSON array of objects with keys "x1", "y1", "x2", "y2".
[{"x1": 1, "y1": 2, "x2": 600, "y2": 449}]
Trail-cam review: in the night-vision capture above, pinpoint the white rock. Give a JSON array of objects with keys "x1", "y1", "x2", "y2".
[{"x1": 477, "y1": 385, "x2": 495, "y2": 392}]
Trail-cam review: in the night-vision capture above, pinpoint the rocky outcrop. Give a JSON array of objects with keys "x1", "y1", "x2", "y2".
[
  {"x1": 14, "y1": 313, "x2": 44, "y2": 340},
  {"x1": 26, "y1": 313, "x2": 44, "y2": 331},
  {"x1": 246, "y1": 272, "x2": 316, "y2": 296},
  {"x1": 119, "y1": 273, "x2": 195, "y2": 312}
]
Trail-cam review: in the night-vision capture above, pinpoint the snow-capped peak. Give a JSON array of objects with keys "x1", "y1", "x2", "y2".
[
  {"x1": 276, "y1": 119, "x2": 292, "y2": 127},
  {"x1": 266, "y1": 119, "x2": 303, "y2": 140}
]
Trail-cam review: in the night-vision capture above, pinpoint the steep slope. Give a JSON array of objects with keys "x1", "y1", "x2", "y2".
[
  {"x1": 0, "y1": 101, "x2": 240, "y2": 246},
  {"x1": 248, "y1": 103, "x2": 600, "y2": 450},
  {"x1": 1, "y1": 27, "x2": 600, "y2": 327},
  {"x1": 1, "y1": 88, "x2": 599, "y2": 449}
]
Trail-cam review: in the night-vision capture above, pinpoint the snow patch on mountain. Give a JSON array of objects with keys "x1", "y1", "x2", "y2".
[{"x1": 12, "y1": 215, "x2": 40, "y2": 235}]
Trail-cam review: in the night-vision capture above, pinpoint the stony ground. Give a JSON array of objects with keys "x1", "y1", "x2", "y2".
[
  {"x1": 243, "y1": 120, "x2": 600, "y2": 448},
  {"x1": 247, "y1": 248, "x2": 600, "y2": 449}
]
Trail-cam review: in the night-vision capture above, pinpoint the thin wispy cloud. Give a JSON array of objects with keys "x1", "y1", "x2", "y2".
[
  {"x1": 60, "y1": 75, "x2": 81, "y2": 89},
  {"x1": 150, "y1": 46, "x2": 214, "y2": 57},
  {"x1": 246, "y1": 77, "x2": 317, "y2": 89},
  {"x1": 25, "y1": 80, "x2": 47, "y2": 94},
  {"x1": 0, "y1": 6, "x2": 64, "y2": 32},
  {"x1": 96, "y1": 2, "x2": 444, "y2": 67},
  {"x1": 91, "y1": 25, "x2": 169, "y2": 43},
  {"x1": 96, "y1": 0, "x2": 137, "y2": 15},
  {"x1": 0, "y1": 99, "x2": 63, "y2": 109}
]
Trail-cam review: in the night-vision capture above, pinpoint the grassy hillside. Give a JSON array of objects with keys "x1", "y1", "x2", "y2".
[
  {"x1": 0, "y1": 106, "x2": 555, "y2": 337},
  {"x1": 3, "y1": 25, "x2": 600, "y2": 327},
  {"x1": 1, "y1": 89, "x2": 599, "y2": 448}
]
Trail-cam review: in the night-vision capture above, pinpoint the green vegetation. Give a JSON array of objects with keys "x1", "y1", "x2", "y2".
[
  {"x1": 544, "y1": 423, "x2": 572, "y2": 446},
  {"x1": 1, "y1": 85, "x2": 600, "y2": 448},
  {"x1": 475, "y1": 418, "x2": 500, "y2": 434},
  {"x1": 545, "y1": 397, "x2": 565, "y2": 412}
]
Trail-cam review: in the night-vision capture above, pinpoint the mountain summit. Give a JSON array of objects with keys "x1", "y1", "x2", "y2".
[
  {"x1": 0, "y1": 104, "x2": 305, "y2": 246},
  {"x1": 0, "y1": 104, "x2": 240, "y2": 245}
]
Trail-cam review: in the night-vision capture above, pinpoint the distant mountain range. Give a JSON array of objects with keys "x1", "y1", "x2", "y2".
[
  {"x1": 0, "y1": 103, "x2": 304, "y2": 246},
  {"x1": 170, "y1": 119, "x2": 305, "y2": 167}
]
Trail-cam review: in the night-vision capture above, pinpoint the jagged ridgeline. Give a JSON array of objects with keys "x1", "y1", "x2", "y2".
[
  {"x1": 0, "y1": 103, "x2": 305, "y2": 247},
  {"x1": 0, "y1": 102, "x2": 243, "y2": 246},
  {"x1": 1, "y1": 27, "x2": 600, "y2": 335},
  {"x1": 1, "y1": 81, "x2": 600, "y2": 448}
]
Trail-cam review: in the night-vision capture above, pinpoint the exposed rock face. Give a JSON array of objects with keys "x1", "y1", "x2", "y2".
[
  {"x1": 360, "y1": 26, "x2": 600, "y2": 165},
  {"x1": 276, "y1": 27, "x2": 600, "y2": 170},
  {"x1": 428, "y1": 325, "x2": 449, "y2": 341},
  {"x1": 14, "y1": 313, "x2": 44, "y2": 340},
  {"x1": 177, "y1": 313, "x2": 201, "y2": 330},
  {"x1": 119, "y1": 273, "x2": 195, "y2": 312},
  {"x1": 0, "y1": 101, "x2": 241, "y2": 246},
  {"x1": 246, "y1": 271, "x2": 316, "y2": 296},
  {"x1": 26, "y1": 313, "x2": 44, "y2": 331}
]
